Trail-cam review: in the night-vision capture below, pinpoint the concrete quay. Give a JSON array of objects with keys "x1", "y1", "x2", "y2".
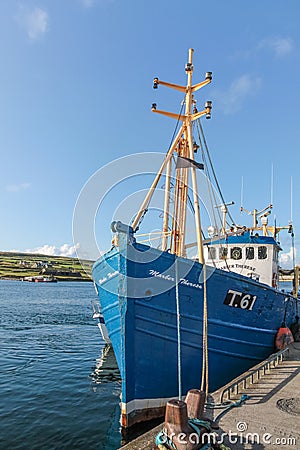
[
  {"x1": 120, "y1": 342, "x2": 300, "y2": 450},
  {"x1": 211, "y1": 342, "x2": 300, "y2": 449}
]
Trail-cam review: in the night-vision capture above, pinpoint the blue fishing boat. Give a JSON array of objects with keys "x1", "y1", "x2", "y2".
[{"x1": 92, "y1": 49, "x2": 299, "y2": 428}]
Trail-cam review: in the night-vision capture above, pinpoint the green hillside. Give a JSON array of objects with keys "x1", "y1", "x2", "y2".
[{"x1": 0, "y1": 252, "x2": 93, "y2": 281}]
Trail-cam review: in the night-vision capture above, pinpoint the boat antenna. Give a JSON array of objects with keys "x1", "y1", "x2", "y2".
[
  {"x1": 290, "y1": 176, "x2": 293, "y2": 223},
  {"x1": 270, "y1": 163, "x2": 274, "y2": 206},
  {"x1": 240, "y1": 204, "x2": 273, "y2": 234},
  {"x1": 240, "y1": 176, "x2": 244, "y2": 213},
  {"x1": 289, "y1": 176, "x2": 296, "y2": 269},
  {"x1": 214, "y1": 201, "x2": 235, "y2": 234}
]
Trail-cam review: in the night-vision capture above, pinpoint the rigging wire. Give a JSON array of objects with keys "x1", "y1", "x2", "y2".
[
  {"x1": 201, "y1": 264, "x2": 209, "y2": 395},
  {"x1": 175, "y1": 257, "x2": 182, "y2": 400},
  {"x1": 133, "y1": 101, "x2": 185, "y2": 232},
  {"x1": 196, "y1": 122, "x2": 221, "y2": 230},
  {"x1": 167, "y1": 100, "x2": 185, "y2": 152},
  {"x1": 196, "y1": 120, "x2": 236, "y2": 227}
]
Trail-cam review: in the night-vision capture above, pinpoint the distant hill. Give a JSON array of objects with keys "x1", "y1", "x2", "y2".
[{"x1": 0, "y1": 251, "x2": 94, "y2": 281}]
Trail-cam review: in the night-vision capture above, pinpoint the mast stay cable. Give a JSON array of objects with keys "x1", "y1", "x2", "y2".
[
  {"x1": 196, "y1": 120, "x2": 236, "y2": 227},
  {"x1": 133, "y1": 101, "x2": 185, "y2": 232}
]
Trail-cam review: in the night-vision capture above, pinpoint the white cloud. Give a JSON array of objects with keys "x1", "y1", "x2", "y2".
[
  {"x1": 279, "y1": 246, "x2": 297, "y2": 268},
  {"x1": 214, "y1": 74, "x2": 261, "y2": 115},
  {"x1": 258, "y1": 36, "x2": 294, "y2": 58},
  {"x1": 232, "y1": 36, "x2": 294, "y2": 61},
  {"x1": 24, "y1": 243, "x2": 80, "y2": 258},
  {"x1": 6, "y1": 182, "x2": 31, "y2": 192},
  {"x1": 17, "y1": 6, "x2": 48, "y2": 40},
  {"x1": 59, "y1": 243, "x2": 80, "y2": 257}
]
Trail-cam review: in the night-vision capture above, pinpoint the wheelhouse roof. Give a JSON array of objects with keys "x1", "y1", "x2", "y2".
[{"x1": 205, "y1": 231, "x2": 281, "y2": 248}]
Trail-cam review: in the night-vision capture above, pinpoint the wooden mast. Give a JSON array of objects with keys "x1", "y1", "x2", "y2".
[
  {"x1": 132, "y1": 49, "x2": 212, "y2": 262},
  {"x1": 185, "y1": 48, "x2": 204, "y2": 263},
  {"x1": 131, "y1": 127, "x2": 183, "y2": 232},
  {"x1": 161, "y1": 158, "x2": 172, "y2": 251}
]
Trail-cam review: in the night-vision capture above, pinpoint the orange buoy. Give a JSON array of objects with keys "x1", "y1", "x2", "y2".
[{"x1": 275, "y1": 323, "x2": 294, "y2": 350}]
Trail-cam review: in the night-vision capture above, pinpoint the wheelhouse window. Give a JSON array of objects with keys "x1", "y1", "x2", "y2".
[
  {"x1": 231, "y1": 247, "x2": 242, "y2": 260},
  {"x1": 258, "y1": 246, "x2": 267, "y2": 259},
  {"x1": 208, "y1": 247, "x2": 216, "y2": 260},
  {"x1": 246, "y1": 247, "x2": 254, "y2": 260},
  {"x1": 219, "y1": 247, "x2": 228, "y2": 259}
]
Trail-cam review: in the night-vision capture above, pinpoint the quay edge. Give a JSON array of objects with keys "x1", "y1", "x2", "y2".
[{"x1": 120, "y1": 342, "x2": 300, "y2": 450}]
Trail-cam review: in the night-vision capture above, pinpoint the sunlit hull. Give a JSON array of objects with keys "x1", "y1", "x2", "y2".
[{"x1": 92, "y1": 233, "x2": 297, "y2": 428}]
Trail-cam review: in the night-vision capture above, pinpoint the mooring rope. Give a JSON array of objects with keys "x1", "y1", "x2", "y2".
[
  {"x1": 175, "y1": 256, "x2": 182, "y2": 400},
  {"x1": 201, "y1": 263, "x2": 209, "y2": 395}
]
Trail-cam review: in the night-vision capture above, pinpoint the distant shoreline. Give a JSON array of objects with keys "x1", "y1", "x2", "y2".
[
  {"x1": 0, "y1": 277, "x2": 93, "y2": 282},
  {"x1": 0, "y1": 251, "x2": 94, "y2": 282}
]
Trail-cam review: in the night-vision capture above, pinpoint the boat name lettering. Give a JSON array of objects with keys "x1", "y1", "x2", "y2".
[
  {"x1": 149, "y1": 270, "x2": 202, "y2": 289},
  {"x1": 98, "y1": 271, "x2": 119, "y2": 285},
  {"x1": 223, "y1": 289, "x2": 257, "y2": 311},
  {"x1": 219, "y1": 264, "x2": 256, "y2": 271},
  {"x1": 149, "y1": 269, "x2": 175, "y2": 282},
  {"x1": 179, "y1": 278, "x2": 202, "y2": 289}
]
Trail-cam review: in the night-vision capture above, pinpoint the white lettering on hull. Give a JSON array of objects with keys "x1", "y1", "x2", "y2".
[
  {"x1": 149, "y1": 269, "x2": 202, "y2": 290},
  {"x1": 98, "y1": 270, "x2": 119, "y2": 285}
]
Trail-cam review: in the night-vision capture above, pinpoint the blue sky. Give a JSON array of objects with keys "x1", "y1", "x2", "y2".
[{"x1": 1, "y1": 0, "x2": 299, "y2": 266}]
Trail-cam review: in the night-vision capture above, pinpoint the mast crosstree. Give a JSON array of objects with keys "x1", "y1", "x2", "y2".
[{"x1": 132, "y1": 48, "x2": 212, "y2": 263}]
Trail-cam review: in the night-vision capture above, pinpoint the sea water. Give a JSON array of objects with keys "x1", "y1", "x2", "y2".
[
  {"x1": 0, "y1": 280, "x2": 121, "y2": 450},
  {"x1": 1, "y1": 279, "x2": 296, "y2": 450}
]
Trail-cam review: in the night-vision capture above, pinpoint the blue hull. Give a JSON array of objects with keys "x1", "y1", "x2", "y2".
[{"x1": 92, "y1": 234, "x2": 298, "y2": 427}]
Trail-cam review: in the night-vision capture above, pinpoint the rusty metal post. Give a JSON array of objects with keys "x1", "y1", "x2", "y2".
[
  {"x1": 163, "y1": 398, "x2": 206, "y2": 450},
  {"x1": 164, "y1": 399, "x2": 190, "y2": 435}
]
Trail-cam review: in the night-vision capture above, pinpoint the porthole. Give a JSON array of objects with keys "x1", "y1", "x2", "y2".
[
  {"x1": 219, "y1": 247, "x2": 228, "y2": 259},
  {"x1": 246, "y1": 247, "x2": 254, "y2": 260},
  {"x1": 231, "y1": 247, "x2": 242, "y2": 260},
  {"x1": 258, "y1": 246, "x2": 267, "y2": 260}
]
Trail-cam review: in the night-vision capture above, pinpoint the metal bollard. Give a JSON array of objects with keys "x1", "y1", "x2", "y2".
[
  {"x1": 162, "y1": 397, "x2": 213, "y2": 450},
  {"x1": 185, "y1": 389, "x2": 206, "y2": 419},
  {"x1": 164, "y1": 399, "x2": 191, "y2": 435},
  {"x1": 163, "y1": 399, "x2": 199, "y2": 449},
  {"x1": 186, "y1": 389, "x2": 219, "y2": 431}
]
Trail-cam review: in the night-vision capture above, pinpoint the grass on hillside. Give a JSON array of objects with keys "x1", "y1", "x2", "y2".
[{"x1": 0, "y1": 252, "x2": 93, "y2": 281}]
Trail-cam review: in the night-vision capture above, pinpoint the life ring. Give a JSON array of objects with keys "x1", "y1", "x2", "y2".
[{"x1": 272, "y1": 272, "x2": 278, "y2": 288}]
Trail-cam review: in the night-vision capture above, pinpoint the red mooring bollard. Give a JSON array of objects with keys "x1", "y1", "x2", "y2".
[
  {"x1": 185, "y1": 389, "x2": 206, "y2": 419},
  {"x1": 186, "y1": 388, "x2": 219, "y2": 431},
  {"x1": 163, "y1": 398, "x2": 207, "y2": 450},
  {"x1": 164, "y1": 399, "x2": 190, "y2": 436}
]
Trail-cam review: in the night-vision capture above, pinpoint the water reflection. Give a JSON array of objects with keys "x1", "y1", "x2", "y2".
[{"x1": 90, "y1": 344, "x2": 121, "y2": 384}]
